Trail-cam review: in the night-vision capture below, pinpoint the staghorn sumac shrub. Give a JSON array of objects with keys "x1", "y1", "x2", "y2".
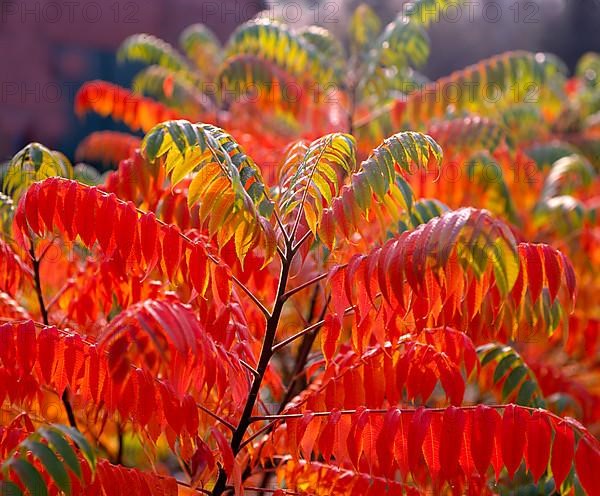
[{"x1": 0, "y1": 1, "x2": 599, "y2": 495}]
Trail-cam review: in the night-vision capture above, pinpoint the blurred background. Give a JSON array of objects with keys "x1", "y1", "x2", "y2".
[{"x1": 1, "y1": 0, "x2": 599, "y2": 161}]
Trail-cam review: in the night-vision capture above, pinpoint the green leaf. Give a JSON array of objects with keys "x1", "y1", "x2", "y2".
[
  {"x1": 73, "y1": 163, "x2": 102, "y2": 186},
  {"x1": 141, "y1": 120, "x2": 275, "y2": 262},
  {"x1": 466, "y1": 151, "x2": 517, "y2": 223},
  {"x1": 132, "y1": 66, "x2": 213, "y2": 115},
  {"x1": 22, "y1": 440, "x2": 71, "y2": 495},
  {"x1": 540, "y1": 154, "x2": 596, "y2": 200},
  {"x1": 576, "y1": 52, "x2": 600, "y2": 88},
  {"x1": 2, "y1": 143, "x2": 73, "y2": 199},
  {"x1": 479, "y1": 345, "x2": 505, "y2": 367},
  {"x1": 143, "y1": 127, "x2": 165, "y2": 161},
  {"x1": 315, "y1": 132, "x2": 443, "y2": 248},
  {"x1": 39, "y1": 428, "x2": 81, "y2": 478},
  {"x1": 349, "y1": 3, "x2": 382, "y2": 54},
  {"x1": 7, "y1": 459, "x2": 47, "y2": 496},
  {"x1": 118, "y1": 33, "x2": 190, "y2": 74},
  {"x1": 52, "y1": 425, "x2": 96, "y2": 470},
  {"x1": 277, "y1": 133, "x2": 357, "y2": 227},
  {"x1": 0, "y1": 481, "x2": 23, "y2": 496},
  {"x1": 357, "y1": 50, "x2": 567, "y2": 143},
  {"x1": 357, "y1": 14, "x2": 429, "y2": 102},
  {"x1": 550, "y1": 393, "x2": 579, "y2": 416},
  {"x1": 493, "y1": 354, "x2": 519, "y2": 383},
  {"x1": 516, "y1": 380, "x2": 538, "y2": 406},
  {"x1": 524, "y1": 141, "x2": 579, "y2": 170},
  {"x1": 179, "y1": 23, "x2": 222, "y2": 76},
  {"x1": 479, "y1": 344, "x2": 546, "y2": 406},
  {"x1": 299, "y1": 26, "x2": 344, "y2": 69},
  {"x1": 219, "y1": 18, "x2": 337, "y2": 105},
  {"x1": 502, "y1": 365, "x2": 528, "y2": 399}
]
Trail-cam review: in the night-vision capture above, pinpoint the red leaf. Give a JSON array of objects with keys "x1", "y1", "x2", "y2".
[
  {"x1": 299, "y1": 414, "x2": 321, "y2": 460},
  {"x1": 393, "y1": 411, "x2": 412, "y2": 480},
  {"x1": 190, "y1": 436, "x2": 215, "y2": 484},
  {"x1": 134, "y1": 369, "x2": 156, "y2": 427},
  {"x1": 377, "y1": 409, "x2": 400, "y2": 477},
  {"x1": 97, "y1": 194, "x2": 117, "y2": 254},
  {"x1": 525, "y1": 410, "x2": 551, "y2": 482},
  {"x1": 328, "y1": 265, "x2": 348, "y2": 325},
  {"x1": 37, "y1": 326, "x2": 58, "y2": 384},
  {"x1": 24, "y1": 183, "x2": 41, "y2": 234},
  {"x1": 0, "y1": 323, "x2": 16, "y2": 368},
  {"x1": 437, "y1": 356, "x2": 465, "y2": 405},
  {"x1": 212, "y1": 427, "x2": 234, "y2": 474},
  {"x1": 541, "y1": 244, "x2": 561, "y2": 301},
  {"x1": 551, "y1": 419, "x2": 574, "y2": 491},
  {"x1": 575, "y1": 436, "x2": 600, "y2": 496},
  {"x1": 77, "y1": 187, "x2": 97, "y2": 246},
  {"x1": 158, "y1": 382, "x2": 183, "y2": 434},
  {"x1": 162, "y1": 225, "x2": 182, "y2": 281},
  {"x1": 559, "y1": 252, "x2": 576, "y2": 308},
  {"x1": 471, "y1": 405, "x2": 500, "y2": 478},
  {"x1": 117, "y1": 375, "x2": 136, "y2": 420},
  {"x1": 39, "y1": 177, "x2": 59, "y2": 231},
  {"x1": 458, "y1": 410, "x2": 475, "y2": 479},
  {"x1": 319, "y1": 409, "x2": 341, "y2": 461},
  {"x1": 408, "y1": 407, "x2": 431, "y2": 475},
  {"x1": 189, "y1": 244, "x2": 208, "y2": 296},
  {"x1": 16, "y1": 321, "x2": 36, "y2": 374},
  {"x1": 140, "y1": 212, "x2": 159, "y2": 267},
  {"x1": 117, "y1": 201, "x2": 138, "y2": 260},
  {"x1": 321, "y1": 314, "x2": 342, "y2": 363},
  {"x1": 525, "y1": 245, "x2": 543, "y2": 303},
  {"x1": 212, "y1": 264, "x2": 231, "y2": 305},
  {"x1": 62, "y1": 180, "x2": 78, "y2": 240},
  {"x1": 439, "y1": 406, "x2": 466, "y2": 482},
  {"x1": 182, "y1": 394, "x2": 199, "y2": 435},
  {"x1": 422, "y1": 411, "x2": 442, "y2": 482},
  {"x1": 511, "y1": 258, "x2": 526, "y2": 307},
  {"x1": 501, "y1": 405, "x2": 529, "y2": 478},
  {"x1": 85, "y1": 345, "x2": 104, "y2": 405},
  {"x1": 320, "y1": 209, "x2": 335, "y2": 248},
  {"x1": 64, "y1": 333, "x2": 85, "y2": 386}
]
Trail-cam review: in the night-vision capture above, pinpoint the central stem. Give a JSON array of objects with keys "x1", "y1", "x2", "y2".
[
  {"x1": 29, "y1": 239, "x2": 79, "y2": 430},
  {"x1": 211, "y1": 243, "x2": 293, "y2": 495}
]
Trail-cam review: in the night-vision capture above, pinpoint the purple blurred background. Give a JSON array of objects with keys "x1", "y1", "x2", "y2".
[{"x1": 1, "y1": 0, "x2": 599, "y2": 161}]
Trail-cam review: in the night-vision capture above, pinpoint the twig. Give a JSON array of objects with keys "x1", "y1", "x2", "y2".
[
  {"x1": 239, "y1": 419, "x2": 282, "y2": 450},
  {"x1": 247, "y1": 404, "x2": 589, "y2": 430},
  {"x1": 272, "y1": 305, "x2": 354, "y2": 353},
  {"x1": 28, "y1": 236, "x2": 79, "y2": 431},
  {"x1": 289, "y1": 137, "x2": 333, "y2": 242},
  {"x1": 175, "y1": 479, "x2": 211, "y2": 495},
  {"x1": 271, "y1": 320, "x2": 323, "y2": 353},
  {"x1": 273, "y1": 210, "x2": 290, "y2": 243},
  {"x1": 116, "y1": 422, "x2": 124, "y2": 465},
  {"x1": 230, "y1": 274, "x2": 271, "y2": 318},
  {"x1": 240, "y1": 360, "x2": 260, "y2": 378},
  {"x1": 197, "y1": 403, "x2": 236, "y2": 433},
  {"x1": 291, "y1": 229, "x2": 313, "y2": 253},
  {"x1": 211, "y1": 235, "x2": 296, "y2": 495},
  {"x1": 28, "y1": 241, "x2": 48, "y2": 326},
  {"x1": 243, "y1": 488, "x2": 301, "y2": 495},
  {"x1": 248, "y1": 286, "x2": 325, "y2": 493},
  {"x1": 281, "y1": 272, "x2": 328, "y2": 301}
]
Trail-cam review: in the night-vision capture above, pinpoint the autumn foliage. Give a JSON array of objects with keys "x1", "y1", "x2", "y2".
[{"x1": 1, "y1": 1, "x2": 600, "y2": 495}]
